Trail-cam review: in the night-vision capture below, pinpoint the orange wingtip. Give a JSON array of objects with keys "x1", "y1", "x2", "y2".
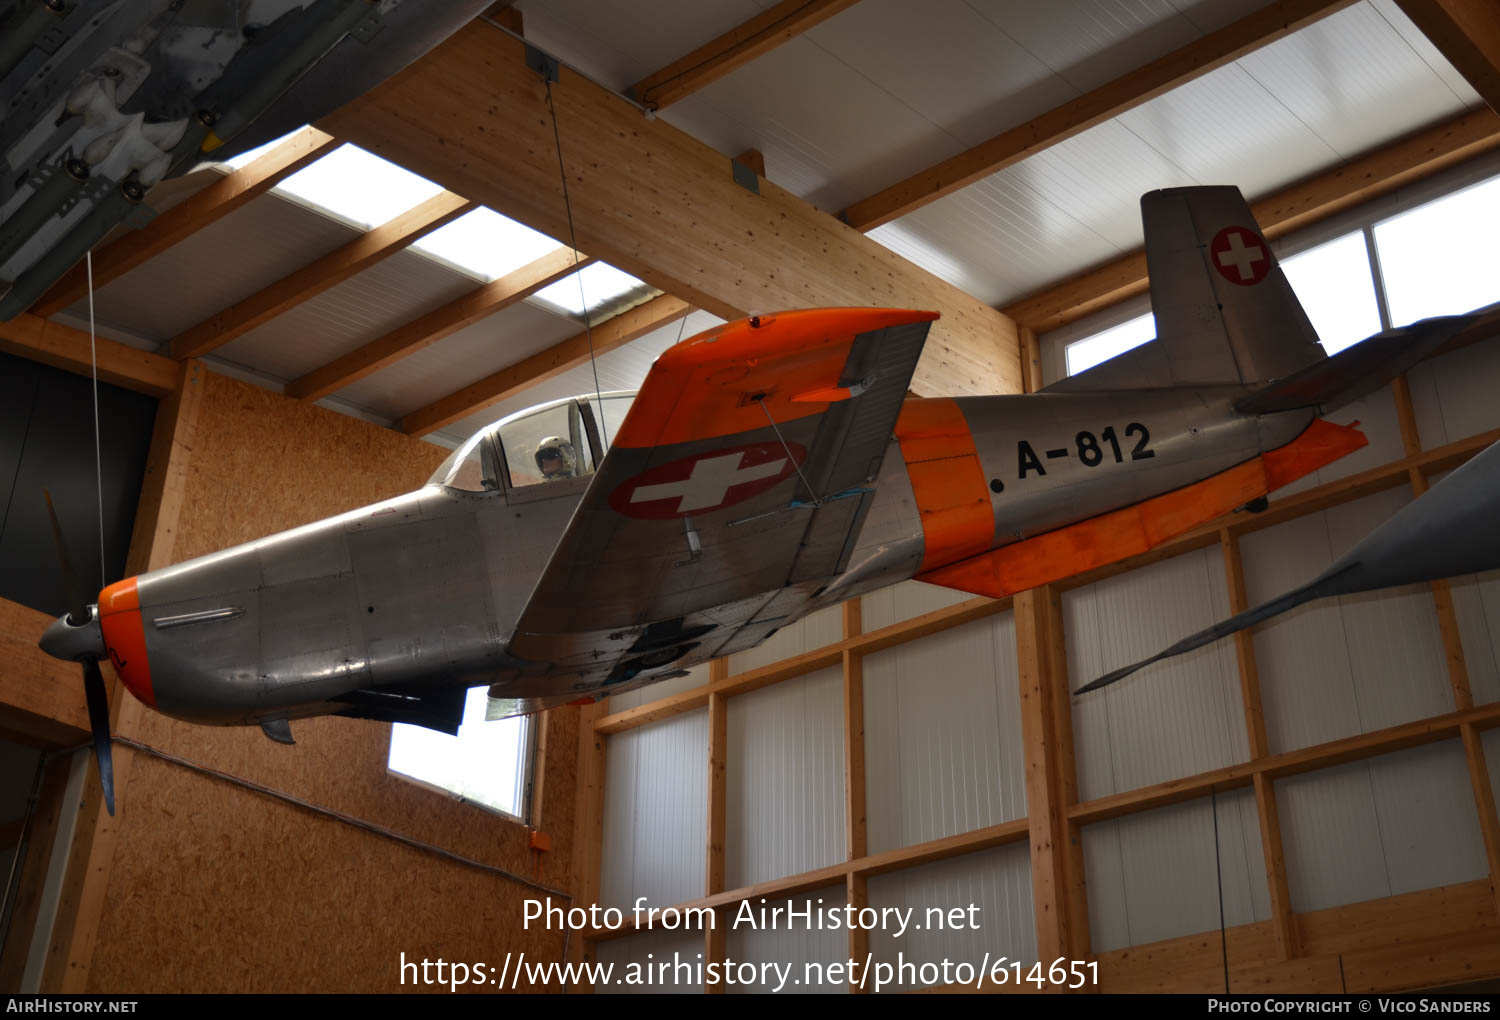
[
  {"x1": 918, "y1": 417, "x2": 1366, "y2": 599},
  {"x1": 611, "y1": 308, "x2": 939, "y2": 450}
]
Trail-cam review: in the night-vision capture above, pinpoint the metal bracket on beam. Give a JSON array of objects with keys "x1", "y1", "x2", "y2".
[
  {"x1": 525, "y1": 43, "x2": 559, "y2": 83},
  {"x1": 731, "y1": 159, "x2": 759, "y2": 196}
]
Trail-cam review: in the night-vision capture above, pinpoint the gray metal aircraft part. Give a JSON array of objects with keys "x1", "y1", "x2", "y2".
[
  {"x1": 0, "y1": 0, "x2": 491, "y2": 319},
  {"x1": 1076, "y1": 435, "x2": 1500, "y2": 695}
]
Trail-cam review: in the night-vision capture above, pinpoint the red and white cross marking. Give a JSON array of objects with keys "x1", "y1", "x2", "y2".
[
  {"x1": 609, "y1": 443, "x2": 805, "y2": 519},
  {"x1": 1210, "y1": 226, "x2": 1270, "y2": 286}
]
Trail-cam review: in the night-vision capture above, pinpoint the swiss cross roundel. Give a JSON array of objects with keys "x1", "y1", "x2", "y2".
[
  {"x1": 609, "y1": 442, "x2": 806, "y2": 519},
  {"x1": 1209, "y1": 226, "x2": 1271, "y2": 286}
]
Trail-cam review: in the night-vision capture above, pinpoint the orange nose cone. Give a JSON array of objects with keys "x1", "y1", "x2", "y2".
[{"x1": 97, "y1": 577, "x2": 155, "y2": 708}]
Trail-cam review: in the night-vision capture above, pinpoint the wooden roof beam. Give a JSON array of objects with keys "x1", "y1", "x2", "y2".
[
  {"x1": 400, "y1": 293, "x2": 690, "y2": 438},
  {"x1": 0, "y1": 313, "x2": 179, "y2": 396},
  {"x1": 1003, "y1": 107, "x2": 1500, "y2": 333},
  {"x1": 840, "y1": 0, "x2": 1358, "y2": 232},
  {"x1": 285, "y1": 245, "x2": 590, "y2": 402},
  {"x1": 630, "y1": 0, "x2": 862, "y2": 111},
  {"x1": 318, "y1": 23, "x2": 1017, "y2": 398},
  {"x1": 32, "y1": 127, "x2": 338, "y2": 319},
  {"x1": 1396, "y1": 0, "x2": 1500, "y2": 113},
  {"x1": 168, "y1": 191, "x2": 474, "y2": 361}
]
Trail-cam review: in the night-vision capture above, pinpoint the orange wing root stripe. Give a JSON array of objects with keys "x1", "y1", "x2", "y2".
[
  {"x1": 918, "y1": 417, "x2": 1367, "y2": 599},
  {"x1": 896, "y1": 398, "x2": 994, "y2": 573}
]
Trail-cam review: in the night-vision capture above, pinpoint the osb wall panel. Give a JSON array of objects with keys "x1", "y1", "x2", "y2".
[
  {"x1": 90, "y1": 756, "x2": 566, "y2": 993},
  {"x1": 88, "y1": 371, "x2": 581, "y2": 992}
]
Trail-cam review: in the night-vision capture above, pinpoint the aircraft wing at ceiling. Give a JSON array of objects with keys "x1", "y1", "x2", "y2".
[{"x1": 502, "y1": 307, "x2": 937, "y2": 696}]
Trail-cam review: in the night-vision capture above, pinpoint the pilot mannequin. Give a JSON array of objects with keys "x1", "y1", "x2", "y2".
[{"x1": 534, "y1": 436, "x2": 578, "y2": 481}]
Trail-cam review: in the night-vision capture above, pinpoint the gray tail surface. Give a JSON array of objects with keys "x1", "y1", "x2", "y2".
[
  {"x1": 1144, "y1": 185, "x2": 1325, "y2": 387},
  {"x1": 1050, "y1": 185, "x2": 1327, "y2": 394}
]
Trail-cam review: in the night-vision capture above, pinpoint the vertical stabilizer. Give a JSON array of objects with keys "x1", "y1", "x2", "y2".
[{"x1": 1143, "y1": 186, "x2": 1325, "y2": 386}]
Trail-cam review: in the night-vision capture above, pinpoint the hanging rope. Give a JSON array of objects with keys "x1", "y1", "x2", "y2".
[
  {"x1": 87, "y1": 249, "x2": 104, "y2": 588},
  {"x1": 1212, "y1": 784, "x2": 1230, "y2": 993},
  {"x1": 542, "y1": 78, "x2": 608, "y2": 437}
]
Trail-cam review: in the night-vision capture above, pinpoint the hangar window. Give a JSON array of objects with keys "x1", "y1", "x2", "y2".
[
  {"x1": 1065, "y1": 312, "x2": 1155, "y2": 375},
  {"x1": 1278, "y1": 232, "x2": 1382, "y2": 356},
  {"x1": 387, "y1": 688, "x2": 534, "y2": 820},
  {"x1": 1373, "y1": 175, "x2": 1500, "y2": 328}
]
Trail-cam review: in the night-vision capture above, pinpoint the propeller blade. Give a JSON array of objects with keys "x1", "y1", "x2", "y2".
[
  {"x1": 82, "y1": 659, "x2": 115, "y2": 816},
  {"x1": 42, "y1": 488, "x2": 88, "y2": 625}
]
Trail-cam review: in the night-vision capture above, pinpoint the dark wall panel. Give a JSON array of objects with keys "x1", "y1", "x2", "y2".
[{"x1": 0, "y1": 351, "x2": 157, "y2": 616}]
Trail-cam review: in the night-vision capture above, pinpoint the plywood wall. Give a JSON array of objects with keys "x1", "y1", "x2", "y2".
[{"x1": 86, "y1": 371, "x2": 581, "y2": 993}]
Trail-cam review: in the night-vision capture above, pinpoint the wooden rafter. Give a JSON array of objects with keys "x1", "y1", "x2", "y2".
[
  {"x1": 168, "y1": 191, "x2": 474, "y2": 361},
  {"x1": 399, "y1": 294, "x2": 690, "y2": 438},
  {"x1": 285, "y1": 246, "x2": 590, "y2": 403},
  {"x1": 630, "y1": 0, "x2": 862, "y2": 111},
  {"x1": 319, "y1": 24, "x2": 1018, "y2": 398},
  {"x1": 840, "y1": 0, "x2": 1358, "y2": 232},
  {"x1": 0, "y1": 313, "x2": 178, "y2": 396},
  {"x1": 32, "y1": 127, "x2": 338, "y2": 319},
  {"x1": 1003, "y1": 108, "x2": 1500, "y2": 332},
  {"x1": 1396, "y1": 0, "x2": 1500, "y2": 112}
]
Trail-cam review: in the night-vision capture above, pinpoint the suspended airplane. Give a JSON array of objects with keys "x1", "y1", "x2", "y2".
[
  {"x1": 39, "y1": 185, "x2": 1448, "y2": 814},
  {"x1": 1076, "y1": 427, "x2": 1500, "y2": 695},
  {"x1": 0, "y1": 0, "x2": 492, "y2": 320}
]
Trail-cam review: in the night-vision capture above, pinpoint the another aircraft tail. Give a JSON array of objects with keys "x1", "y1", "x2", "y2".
[{"x1": 1142, "y1": 185, "x2": 1325, "y2": 387}]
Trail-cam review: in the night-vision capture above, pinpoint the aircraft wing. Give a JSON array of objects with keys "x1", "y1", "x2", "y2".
[{"x1": 503, "y1": 308, "x2": 937, "y2": 694}]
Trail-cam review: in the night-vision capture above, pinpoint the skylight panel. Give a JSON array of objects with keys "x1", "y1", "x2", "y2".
[
  {"x1": 412, "y1": 207, "x2": 563, "y2": 281},
  {"x1": 532, "y1": 262, "x2": 647, "y2": 318},
  {"x1": 274, "y1": 143, "x2": 444, "y2": 229}
]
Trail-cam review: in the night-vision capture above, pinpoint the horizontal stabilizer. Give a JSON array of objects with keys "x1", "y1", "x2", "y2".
[
  {"x1": 1235, "y1": 313, "x2": 1476, "y2": 416},
  {"x1": 1076, "y1": 437, "x2": 1500, "y2": 695}
]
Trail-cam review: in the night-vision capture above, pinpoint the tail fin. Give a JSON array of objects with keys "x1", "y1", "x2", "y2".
[{"x1": 1144, "y1": 185, "x2": 1324, "y2": 386}]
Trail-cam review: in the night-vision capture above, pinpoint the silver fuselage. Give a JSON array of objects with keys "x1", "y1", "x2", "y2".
[{"x1": 127, "y1": 388, "x2": 1311, "y2": 726}]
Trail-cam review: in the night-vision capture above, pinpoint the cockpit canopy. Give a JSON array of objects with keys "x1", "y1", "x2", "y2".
[{"x1": 428, "y1": 391, "x2": 637, "y2": 493}]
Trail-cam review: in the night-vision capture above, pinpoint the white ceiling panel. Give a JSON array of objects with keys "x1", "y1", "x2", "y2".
[
  {"x1": 212, "y1": 248, "x2": 482, "y2": 381},
  {"x1": 801, "y1": 0, "x2": 1074, "y2": 149},
  {"x1": 1235, "y1": 1, "x2": 1478, "y2": 159},
  {"x1": 1364, "y1": 0, "x2": 1484, "y2": 103},
  {"x1": 663, "y1": 36, "x2": 966, "y2": 214},
  {"x1": 69, "y1": 192, "x2": 358, "y2": 345},
  {"x1": 515, "y1": 0, "x2": 767, "y2": 93},
  {"x1": 965, "y1": 0, "x2": 1207, "y2": 89},
  {"x1": 868, "y1": 0, "x2": 1482, "y2": 308},
  {"x1": 338, "y1": 300, "x2": 582, "y2": 419},
  {"x1": 1112, "y1": 62, "x2": 1338, "y2": 194}
]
